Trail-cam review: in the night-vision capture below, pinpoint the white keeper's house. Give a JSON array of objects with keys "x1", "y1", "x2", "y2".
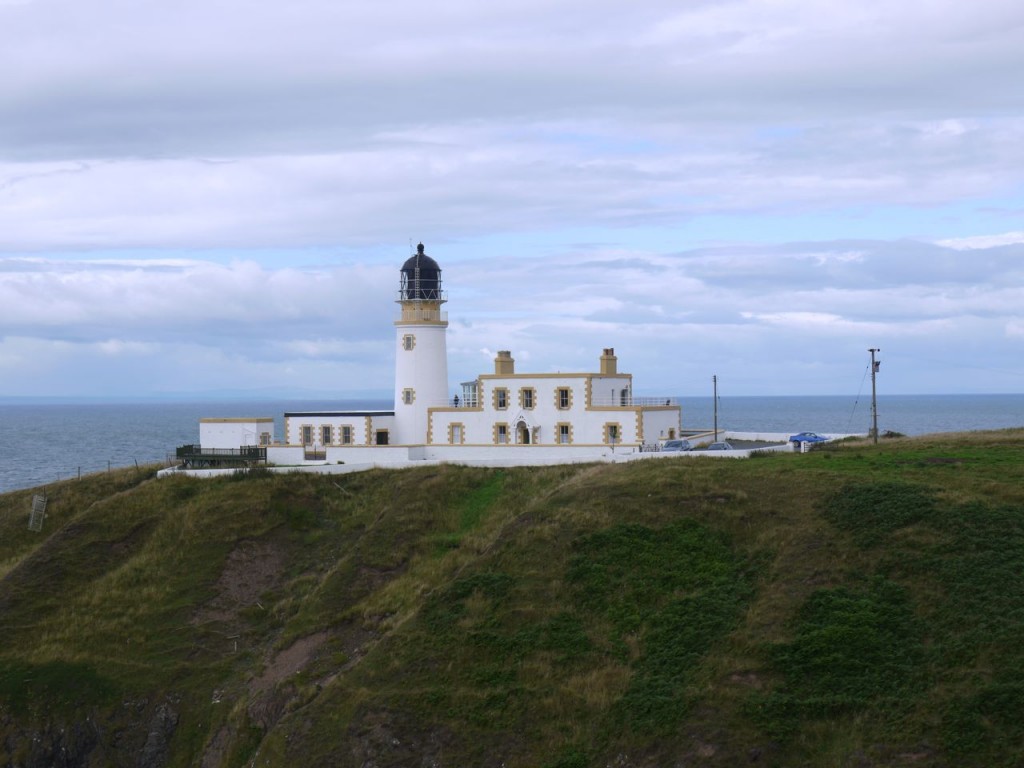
[{"x1": 188, "y1": 244, "x2": 682, "y2": 465}]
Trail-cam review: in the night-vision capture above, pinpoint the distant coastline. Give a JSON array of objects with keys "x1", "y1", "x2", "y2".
[
  {"x1": 2, "y1": 394, "x2": 1022, "y2": 494},
  {"x1": 0, "y1": 390, "x2": 1018, "y2": 406}
]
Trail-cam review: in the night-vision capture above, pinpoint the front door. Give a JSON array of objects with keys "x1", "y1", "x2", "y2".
[{"x1": 517, "y1": 423, "x2": 531, "y2": 444}]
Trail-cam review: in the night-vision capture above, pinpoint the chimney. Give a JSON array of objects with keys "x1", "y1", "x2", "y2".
[
  {"x1": 600, "y1": 348, "x2": 617, "y2": 375},
  {"x1": 494, "y1": 350, "x2": 515, "y2": 375}
]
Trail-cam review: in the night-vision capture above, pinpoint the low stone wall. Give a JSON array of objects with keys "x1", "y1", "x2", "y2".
[{"x1": 159, "y1": 429, "x2": 865, "y2": 482}]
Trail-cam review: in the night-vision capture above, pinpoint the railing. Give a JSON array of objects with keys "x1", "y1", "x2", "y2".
[
  {"x1": 589, "y1": 396, "x2": 679, "y2": 407},
  {"x1": 420, "y1": 395, "x2": 680, "y2": 409},
  {"x1": 411, "y1": 397, "x2": 480, "y2": 408},
  {"x1": 176, "y1": 445, "x2": 266, "y2": 459},
  {"x1": 396, "y1": 289, "x2": 448, "y2": 303},
  {"x1": 175, "y1": 445, "x2": 267, "y2": 468}
]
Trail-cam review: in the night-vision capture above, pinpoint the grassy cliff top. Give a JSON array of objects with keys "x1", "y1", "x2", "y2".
[{"x1": 2, "y1": 429, "x2": 1024, "y2": 767}]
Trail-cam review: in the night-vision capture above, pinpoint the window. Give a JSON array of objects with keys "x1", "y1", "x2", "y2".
[
  {"x1": 402, "y1": 334, "x2": 415, "y2": 351},
  {"x1": 521, "y1": 388, "x2": 535, "y2": 409},
  {"x1": 496, "y1": 424, "x2": 508, "y2": 444},
  {"x1": 259, "y1": 432, "x2": 271, "y2": 446},
  {"x1": 450, "y1": 424, "x2": 463, "y2": 444},
  {"x1": 321, "y1": 425, "x2": 332, "y2": 445},
  {"x1": 376, "y1": 430, "x2": 389, "y2": 445},
  {"x1": 341, "y1": 425, "x2": 353, "y2": 445},
  {"x1": 558, "y1": 424, "x2": 571, "y2": 445},
  {"x1": 495, "y1": 388, "x2": 508, "y2": 410},
  {"x1": 557, "y1": 387, "x2": 571, "y2": 410},
  {"x1": 402, "y1": 388, "x2": 415, "y2": 405},
  {"x1": 605, "y1": 423, "x2": 620, "y2": 445},
  {"x1": 301, "y1": 425, "x2": 313, "y2": 445}
]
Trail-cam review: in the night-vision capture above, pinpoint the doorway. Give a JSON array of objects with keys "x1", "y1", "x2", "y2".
[{"x1": 517, "y1": 422, "x2": 531, "y2": 444}]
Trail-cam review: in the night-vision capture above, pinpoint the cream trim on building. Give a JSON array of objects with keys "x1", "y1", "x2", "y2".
[
  {"x1": 556, "y1": 421, "x2": 573, "y2": 445},
  {"x1": 493, "y1": 422, "x2": 510, "y2": 445},
  {"x1": 519, "y1": 386, "x2": 536, "y2": 409},
  {"x1": 603, "y1": 422, "x2": 622, "y2": 445},
  {"x1": 478, "y1": 372, "x2": 592, "y2": 380},
  {"x1": 555, "y1": 386, "x2": 574, "y2": 411},
  {"x1": 493, "y1": 387, "x2": 509, "y2": 410},
  {"x1": 448, "y1": 422, "x2": 465, "y2": 445}
]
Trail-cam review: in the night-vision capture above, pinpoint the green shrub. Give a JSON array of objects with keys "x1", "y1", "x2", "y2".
[
  {"x1": 758, "y1": 577, "x2": 924, "y2": 736},
  {"x1": 0, "y1": 659, "x2": 118, "y2": 714},
  {"x1": 823, "y1": 482, "x2": 935, "y2": 545},
  {"x1": 569, "y1": 521, "x2": 752, "y2": 734}
]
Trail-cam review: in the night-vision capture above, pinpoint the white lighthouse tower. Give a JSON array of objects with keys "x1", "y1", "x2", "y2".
[{"x1": 393, "y1": 243, "x2": 449, "y2": 445}]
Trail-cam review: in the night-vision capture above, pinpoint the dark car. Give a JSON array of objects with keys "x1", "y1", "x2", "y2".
[
  {"x1": 789, "y1": 431, "x2": 828, "y2": 444},
  {"x1": 662, "y1": 439, "x2": 692, "y2": 452}
]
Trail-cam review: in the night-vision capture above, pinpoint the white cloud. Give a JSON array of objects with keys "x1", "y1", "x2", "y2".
[
  {"x1": 2, "y1": 2, "x2": 1024, "y2": 396},
  {"x1": 0, "y1": 256, "x2": 393, "y2": 341},
  {"x1": 936, "y1": 231, "x2": 1024, "y2": 249}
]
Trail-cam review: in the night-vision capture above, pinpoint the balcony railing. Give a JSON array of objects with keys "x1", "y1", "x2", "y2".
[
  {"x1": 175, "y1": 445, "x2": 266, "y2": 467},
  {"x1": 396, "y1": 289, "x2": 448, "y2": 303},
  {"x1": 589, "y1": 396, "x2": 679, "y2": 408},
  {"x1": 419, "y1": 396, "x2": 678, "y2": 409}
]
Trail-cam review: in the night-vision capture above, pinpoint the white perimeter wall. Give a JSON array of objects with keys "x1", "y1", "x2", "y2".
[{"x1": 268, "y1": 445, "x2": 410, "y2": 464}]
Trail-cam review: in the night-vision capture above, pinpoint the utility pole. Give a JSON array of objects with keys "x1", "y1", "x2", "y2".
[
  {"x1": 713, "y1": 374, "x2": 718, "y2": 442},
  {"x1": 869, "y1": 348, "x2": 881, "y2": 444}
]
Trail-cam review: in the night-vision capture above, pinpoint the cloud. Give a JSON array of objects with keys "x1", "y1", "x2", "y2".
[
  {"x1": 936, "y1": 231, "x2": 1024, "y2": 249},
  {"x1": 2, "y1": 2, "x2": 1024, "y2": 251},
  {"x1": 1, "y1": 2, "x2": 1023, "y2": 397},
  {"x1": 0, "y1": 256, "x2": 394, "y2": 344},
  {"x1": 2, "y1": 237, "x2": 1021, "y2": 397}
]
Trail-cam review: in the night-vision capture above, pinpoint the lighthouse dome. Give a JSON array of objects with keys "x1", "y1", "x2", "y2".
[{"x1": 400, "y1": 243, "x2": 443, "y2": 301}]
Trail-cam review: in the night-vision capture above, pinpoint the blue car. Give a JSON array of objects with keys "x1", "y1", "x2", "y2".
[{"x1": 789, "y1": 431, "x2": 828, "y2": 444}]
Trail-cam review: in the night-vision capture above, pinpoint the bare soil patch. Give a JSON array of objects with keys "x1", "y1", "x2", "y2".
[{"x1": 192, "y1": 538, "x2": 287, "y2": 625}]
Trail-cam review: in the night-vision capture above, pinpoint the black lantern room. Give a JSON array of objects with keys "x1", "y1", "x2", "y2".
[{"x1": 399, "y1": 243, "x2": 444, "y2": 301}]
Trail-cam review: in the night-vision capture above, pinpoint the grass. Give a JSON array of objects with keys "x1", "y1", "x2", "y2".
[{"x1": 2, "y1": 429, "x2": 1024, "y2": 766}]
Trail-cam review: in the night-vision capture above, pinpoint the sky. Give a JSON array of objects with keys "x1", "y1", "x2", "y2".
[{"x1": 1, "y1": 0, "x2": 1023, "y2": 400}]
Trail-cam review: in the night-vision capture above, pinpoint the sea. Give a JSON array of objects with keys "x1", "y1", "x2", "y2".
[{"x1": 1, "y1": 394, "x2": 1022, "y2": 494}]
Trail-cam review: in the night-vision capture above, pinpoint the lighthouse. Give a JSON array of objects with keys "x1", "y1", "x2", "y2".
[
  {"x1": 193, "y1": 240, "x2": 683, "y2": 462},
  {"x1": 393, "y1": 243, "x2": 449, "y2": 444}
]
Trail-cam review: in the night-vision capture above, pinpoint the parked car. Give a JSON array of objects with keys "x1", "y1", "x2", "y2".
[
  {"x1": 662, "y1": 439, "x2": 692, "y2": 452},
  {"x1": 789, "y1": 431, "x2": 828, "y2": 444},
  {"x1": 706, "y1": 441, "x2": 734, "y2": 451}
]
